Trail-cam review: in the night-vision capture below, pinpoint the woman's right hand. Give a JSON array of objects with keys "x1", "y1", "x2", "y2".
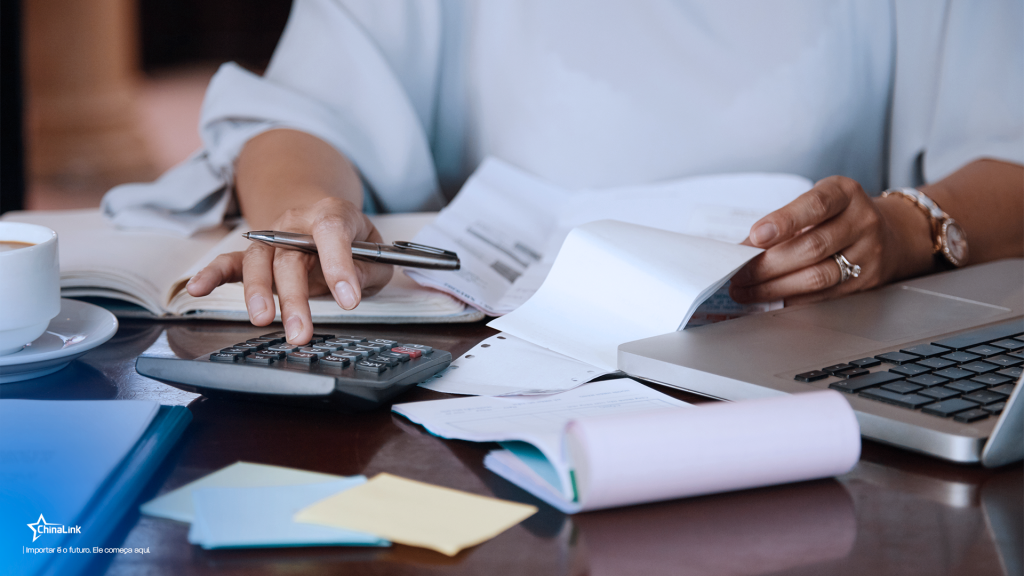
[{"x1": 185, "y1": 196, "x2": 393, "y2": 345}]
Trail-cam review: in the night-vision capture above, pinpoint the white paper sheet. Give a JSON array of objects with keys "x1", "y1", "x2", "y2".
[
  {"x1": 408, "y1": 160, "x2": 811, "y2": 317},
  {"x1": 489, "y1": 220, "x2": 764, "y2": 371},
  {"x1": 393, "y1": 379, "x2": 690, "y2": 498},
  {"x1": 420, "y1": 333, "x2": 614, "y2": 396},
  {"x1": 566, "y1": 390, "x2": 860, "y2": 512}
]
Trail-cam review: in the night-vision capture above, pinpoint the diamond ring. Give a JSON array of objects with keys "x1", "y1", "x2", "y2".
[{"x1": 833, "y1": 253, "x2": 861, "y2": 284}]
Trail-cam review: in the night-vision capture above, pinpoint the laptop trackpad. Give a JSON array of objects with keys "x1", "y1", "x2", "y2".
[{"x1": 778, "y1": 286, "x2": 1009, "y2": 342}]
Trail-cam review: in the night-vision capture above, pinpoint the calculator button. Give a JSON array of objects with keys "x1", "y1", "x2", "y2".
[
  {"x1": 900, "y1": 344, "x2": 950, "y2": 358},
  {"x1": 210, "y1": 353, "x2": 239, "y2": 363},
  {"x1": 952, "y1": 409, "x2": 990, "y2": 423},
  {"x1": 1010, "y1": 350, "x2": 1024, "y2": 360},
  {"x1": 287, "y1": 351, "x2": 320, "y2": 363},
  {"x1": 401, "y1": 343, "x2": 434, "y2": 355},
  {"x1": 373, "y1": 356, "x2": 400, "y2": 368},
  {"x1": 876, "y1": 352, "x2": 920, "y2": 365},
  {"x1": 234, "y1": 342, "x2": 266, "y2": 351},
  {"x1": 332, "y1": 353, "x2": 361, "y2": 363},
  {"x1": 247, "y1": 338, "x2": 279, "y2": 345},
  {"x1": 356, "y1": 343, "x2": 389, "y2": 353},
  {"x1": 246, "y1": 354, "x2": 277, "y2": 365},
  {"x1": 220, "y1": 347, "x2": 252, "y2": 356},
  {"x1": 848, "y1": 357, "x2": 881, "y2": 368},
  {"x1": 795, "y1": 370, "x2": 829, "y2": 382},
  {"x1": 298, "y1": 347, "x2": 328, "y2": 358},
  {"x1": 350, "y1": 346, "x2": 378, "y2": 357},
  {"x1": 321, "y1": 355, "x2": 351, "y2": 367},
  {"x1": 267, "y1": 344, "x2": 300, "y2": 353},
  {"x1": 312, "y1": 343, "x2": 343, "y2": 352},
  {"x1": 332, "y1": 335, "x2": 367, "y2": 343},
  {"x1": 369, "y1": 339, "x2": 398, "y2": 349},
  {"x1": 355, "y1": 360, "x2": 388, "y2": 373},
  {"x1": 260, "y1": 332, "x2": 287, "y2": 340},
  {"x1": 311, "y1": 333, "x2": 335, "y2": 341},
  {"x1": 392, "y1": 346, "x2": 423, "y2": 359},
  {"x1": 258, "y1": 350, "x2": 286, "y2": 360},
  {"x1": 921, "y1": 398, "x2": 979, "y2": 417},
  {"x1": 822, "y1": 363, "x2": 853, "y2": 375},
  {"x1": 379, "y1": 351, "x2": 410, "y2": 363},
  {"x1": 324, "y1": 339, "x2": 356, "y2": 348}
]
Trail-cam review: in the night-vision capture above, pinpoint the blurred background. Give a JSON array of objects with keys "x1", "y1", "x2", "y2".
[{"x1": 1, "y1": 0, "x2": 293, "y2": 214}]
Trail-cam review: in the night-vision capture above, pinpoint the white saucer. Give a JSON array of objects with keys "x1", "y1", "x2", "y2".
[{"x1": 0, "y1": 299, "x2": 119, "y2": 383}]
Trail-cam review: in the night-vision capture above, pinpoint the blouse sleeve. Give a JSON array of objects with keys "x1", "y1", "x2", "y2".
[
  {"x1": 102, "y1": 0, "x2": 446, "y2": 235},
  {"x1": 889, "y1": 0, "x2": 1023, "y2": 189}
]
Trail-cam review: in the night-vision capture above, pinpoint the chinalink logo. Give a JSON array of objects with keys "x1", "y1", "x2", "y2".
[{"x1": 26, "y1": 515, "x2": 81, "y2": 542}]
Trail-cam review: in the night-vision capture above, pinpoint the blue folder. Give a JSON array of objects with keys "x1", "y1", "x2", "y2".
[{"x1": 0, "y1": 401, "x2": 191, "y2": 576}]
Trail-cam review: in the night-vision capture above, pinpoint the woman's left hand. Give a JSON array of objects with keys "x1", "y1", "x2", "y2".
[{"x1": 728, "y1": 176, "x2": 933, "y2": 306}]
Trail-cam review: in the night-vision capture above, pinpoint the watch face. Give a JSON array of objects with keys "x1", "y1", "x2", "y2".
[{"x1": 942, "y1": 221, "x2": 968, "y2": 267}]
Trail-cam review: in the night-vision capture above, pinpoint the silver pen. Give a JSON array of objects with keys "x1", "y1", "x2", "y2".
[{"x1": 243, "y1": 231, "x2": 460, "y2": 271}]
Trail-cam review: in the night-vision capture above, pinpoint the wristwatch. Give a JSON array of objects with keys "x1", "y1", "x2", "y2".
[{"x1": 881, "y1": 187, "x2": 969, "y2": 268}]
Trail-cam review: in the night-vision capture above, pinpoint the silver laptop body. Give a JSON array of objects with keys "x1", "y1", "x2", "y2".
[{"x1": 619, "y1": 258, "x2": 1024, "y2": 465}]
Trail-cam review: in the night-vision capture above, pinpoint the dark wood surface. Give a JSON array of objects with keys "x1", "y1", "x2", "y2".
[{"x1": 4, "y1": 318, "x2": 1021, "y2": 576}]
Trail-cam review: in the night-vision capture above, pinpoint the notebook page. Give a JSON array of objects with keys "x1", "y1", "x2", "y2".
[
  {"x1": 2, "y1": 209, "x2": 228, "y2": 314},
  {"x1": 166, "y1": 213, "x2": 468, "y2": 318}
]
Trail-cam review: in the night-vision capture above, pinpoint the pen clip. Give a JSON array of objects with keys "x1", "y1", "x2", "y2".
[{"x1": 392, "y1": 241, "x2": 459, "y2": 259}]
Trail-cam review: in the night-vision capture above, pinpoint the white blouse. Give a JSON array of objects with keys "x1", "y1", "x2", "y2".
[{"x1": 102, "y1": 0, "x2": 1023, "y2": 235}]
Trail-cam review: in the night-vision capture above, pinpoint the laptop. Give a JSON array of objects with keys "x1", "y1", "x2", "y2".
[{"x1": 619, "y1": 258, "x2": 1024, "y2": 466}]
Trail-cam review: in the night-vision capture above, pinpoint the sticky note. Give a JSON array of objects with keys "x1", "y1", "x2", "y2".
[
  {"x1": 141, "y1": 462, "x2": 340, "y2": 522},
  {"x1": 188, "y1": 479, "x2": 388, "y2": 549},
  {"x1": 294, "y1": 473, "x2": 537, "y2": 556}
]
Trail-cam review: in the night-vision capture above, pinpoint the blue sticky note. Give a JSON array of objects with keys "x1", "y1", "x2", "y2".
[{"x1": 188, "y1": 478, "x2": 389, "y2": 549}]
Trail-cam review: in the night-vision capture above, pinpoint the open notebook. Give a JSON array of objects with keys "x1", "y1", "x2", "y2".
[{"x1": 1, "y1": 210, "x2": 483, "y2": 324}]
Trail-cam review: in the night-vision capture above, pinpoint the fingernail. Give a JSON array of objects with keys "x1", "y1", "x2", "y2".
[
  {"x1": 751, "y1": 223, "x2": 778, "y2": 246},
  {"x1": 285, "y1": 315, "x2": 303, "y2": 342},
  {"x1": 186, "y1": 274, "x2": 199, "y2": 286},
  {"x1": 247, "y1": 293, "x2": 268, "y2": 321},
  {"x1": 335, "y1": 281, "x2": 358, "y2": 310}
]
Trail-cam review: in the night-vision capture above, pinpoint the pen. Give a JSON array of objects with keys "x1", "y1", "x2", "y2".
[{"x1": 242, "y1": 231, "x2": 461, "y2": 271}]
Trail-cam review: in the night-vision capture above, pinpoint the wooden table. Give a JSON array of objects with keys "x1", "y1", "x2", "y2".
[{"x1": 4, "y1": 318, "x2": 1020, "y2": 576}]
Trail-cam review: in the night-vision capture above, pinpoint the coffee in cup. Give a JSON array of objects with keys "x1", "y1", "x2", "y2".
[{"x1": 0, "y1": 222, "x2": 61, "y2": 355}]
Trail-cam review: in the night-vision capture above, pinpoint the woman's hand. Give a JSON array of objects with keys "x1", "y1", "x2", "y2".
[
  {"x1": 728, "y1": 176, "x2": 934, "y2": 306},
  {"x1": 185, "y1": 196, "x2": 393, "y2": 345}
]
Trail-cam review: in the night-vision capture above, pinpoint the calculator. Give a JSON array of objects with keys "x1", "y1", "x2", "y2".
[{"x1": 135, "y1": 331, "x2": 452, "y2": 411}]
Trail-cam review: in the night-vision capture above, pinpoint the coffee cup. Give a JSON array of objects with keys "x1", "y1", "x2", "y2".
[{"x1": 0, "y1": 222, "x2": 61, "y2": 355}]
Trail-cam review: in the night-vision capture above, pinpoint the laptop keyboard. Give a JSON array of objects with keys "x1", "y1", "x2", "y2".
[{"x1": 795, "y1": 319, "x2": 1023, "y2": 423}]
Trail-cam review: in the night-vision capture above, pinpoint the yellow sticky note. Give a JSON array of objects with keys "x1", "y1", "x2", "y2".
[{"x1": 293, "y1": 473, "x2": 537, "y2": 556}]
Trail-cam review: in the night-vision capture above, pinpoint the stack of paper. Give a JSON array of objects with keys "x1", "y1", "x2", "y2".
[{"x1": 141, "y1": 462, "x2": 536, "y2": 556}]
